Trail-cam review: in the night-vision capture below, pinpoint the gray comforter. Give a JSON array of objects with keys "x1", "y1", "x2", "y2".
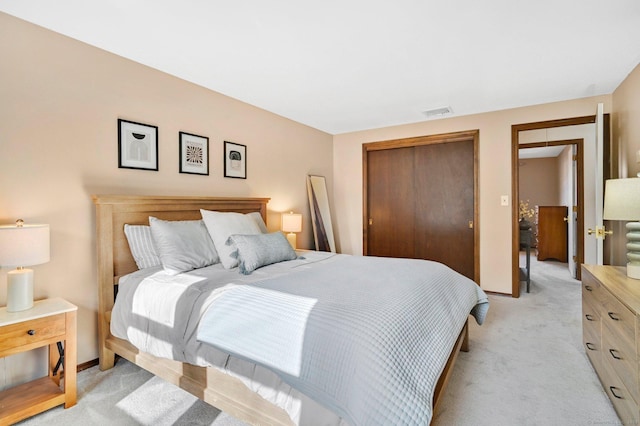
[{"x1": 197, "y1": 255, "x2": 488, "y2": 426}]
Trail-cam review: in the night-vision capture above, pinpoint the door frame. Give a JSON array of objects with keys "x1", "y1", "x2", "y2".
[
  {"x1": 518, "y1": 138, "x2": 585, "y2": 280},
  {"x1": 511, "y1": 115, "x2": 610, "y2": 297},
  {"x1": 363, "y1": 129, "x2": 480, "y2": 284}
]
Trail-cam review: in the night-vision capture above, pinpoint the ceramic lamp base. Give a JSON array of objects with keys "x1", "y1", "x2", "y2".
[
  {"x1": 7, "y1": 268, "x2": 34, "y2": 312},
  {"x1": 628, "y1": 263, "x2": 640, "y2": 280},
  {"x1": 286, "y1": 232, "x2": 297, "y2": 250},
  {"x1": 627, "y1": 222, "x2": 640, "y2": 280},
  {"x1": 626, "y1": 222, "x2": 640, "y2": 280}
]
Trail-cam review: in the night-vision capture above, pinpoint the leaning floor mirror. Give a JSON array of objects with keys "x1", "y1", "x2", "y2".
[{"x1": 307, "y1": 175, "x2": 336, "y2": 252}]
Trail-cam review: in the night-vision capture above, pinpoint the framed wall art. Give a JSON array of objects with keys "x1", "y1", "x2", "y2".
[
  {"x1": 224, "y1": 141, "x2": 246, "y2": 179},
  {"x1": 118, "y1": 118, "x2": 158, "y2": 171},
  {"x1": 179, "y1": 132, "x2": 209, "y2": 175}
]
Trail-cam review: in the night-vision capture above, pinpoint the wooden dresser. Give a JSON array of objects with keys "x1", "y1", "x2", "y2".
[
  {"x1": 582, "y1": 265, "x2": 640, "y2": 424},
  {"x1": 536, "y1": 206, "x2": 568, "y2": 262}
]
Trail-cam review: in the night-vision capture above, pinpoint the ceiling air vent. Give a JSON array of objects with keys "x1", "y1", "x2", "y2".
[{"x1": 422, "y1": 106, "x2": 453, "y2": 118}]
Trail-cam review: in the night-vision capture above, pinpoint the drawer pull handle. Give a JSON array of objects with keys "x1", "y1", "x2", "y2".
[
  {"x1": 586, "y1": 342, "x2": 596, "y2": 351},
  {"x1": 585, "y1": 314, "x2": 595, "y2": 321},
  {"x1": 608, "y1": 312, "x2": 620, "y2": 321},
  {"x1": 610, "y1": 386, "x2": 624, "y2": 399},
  {"x1": 27, "y1": 329, "x2": 36, "y2": 336},
  {"x1": 609, "y1": 349, "x2": 622, "y2": 360},
  {"x1": 585, "y1": 285, "x2": 593, "y2": 291}
]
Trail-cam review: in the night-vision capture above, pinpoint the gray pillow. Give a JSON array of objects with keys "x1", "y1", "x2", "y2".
[
  {"x1": 124, "y1": 224, "x2": 161, "y2": 269},
  {"x1": 200, "y1": 209, "x2": 262, "y2": 269},
  {"x1": 149, "y1": 216, "x2": 219, "y2": 275},
  {"x1": 229, "y1": 232, "x2": 297, "y2": 275}
]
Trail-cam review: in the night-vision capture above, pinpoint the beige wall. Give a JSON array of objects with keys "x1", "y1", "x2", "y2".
[
  {"x1": 0, "y1": 12, "x2": 333, "y2": 372},
  {"x1": 612, "y1": 63, "x2": 640, "y2": 177},
  {"x1": 519, "y1": 157, "x2": 561, "y2": 208},
  {"x1": 333, "y1": 96, "x2": 611, "y2": 294},
  {"x1": 608, "y1": 62, "x2": 640, "y2": 265}
]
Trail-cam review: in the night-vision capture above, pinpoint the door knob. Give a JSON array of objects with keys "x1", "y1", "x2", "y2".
[{"x1": 587, "y1": 226, "x2": 613, "y2": 239}]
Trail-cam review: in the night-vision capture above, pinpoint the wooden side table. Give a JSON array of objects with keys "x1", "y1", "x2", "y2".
[{"x1": 0, "y1": 297, "x2": 77, "y2": 425}]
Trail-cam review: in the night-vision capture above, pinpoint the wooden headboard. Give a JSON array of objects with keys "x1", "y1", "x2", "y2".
[{"x1": 92, "y1": 194, "x2": 269, "y2": 367}]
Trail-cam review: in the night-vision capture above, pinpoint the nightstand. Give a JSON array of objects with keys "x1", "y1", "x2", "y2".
[{"x1": 0, "y1": 297, "x2": 77, "y2": 424}]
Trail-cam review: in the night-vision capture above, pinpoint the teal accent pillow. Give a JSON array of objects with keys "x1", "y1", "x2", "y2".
[{"x1": 229, "y1": 232, "x2": 297, "y2": 275}]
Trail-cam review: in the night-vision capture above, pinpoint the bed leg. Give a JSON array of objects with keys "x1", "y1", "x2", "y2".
[
  {"x1": 99, "y1": 346, "x2": 115, "y2": 370},
  {"x1": 461, "y1": 321, "x2": 469, "y2": 352}
]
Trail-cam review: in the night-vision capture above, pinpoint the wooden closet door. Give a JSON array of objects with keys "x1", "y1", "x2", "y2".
[
  {"x1": 365, "y1": 137, "x2": 475, "y2": 280},
  {"x1": 366, "y1": 147, "x2": 415, "y2": 258},
  {"x1": 414, "y1": 141, "x2": 475, "y2": 279}
]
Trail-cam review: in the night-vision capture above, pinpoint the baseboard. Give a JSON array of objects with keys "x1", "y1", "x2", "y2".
[{"x1": 78, "y1": 358, "x2": 99, "y2": 372}]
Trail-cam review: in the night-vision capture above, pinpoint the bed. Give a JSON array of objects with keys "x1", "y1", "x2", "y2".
[{"x1": 93, "y1": 194, "x2": 488, "y2": 425}]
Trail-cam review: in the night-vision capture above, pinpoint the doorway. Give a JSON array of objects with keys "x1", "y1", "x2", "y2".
[
  {"x1": 518, "y1": 139, "x2": 584, "y2": 285},
  {"x1": 511, "y1": 114, "x2": 611, "y2": 297},
  {"x1": 363, "y1": 129, "x2": 479, "y2": 283}
]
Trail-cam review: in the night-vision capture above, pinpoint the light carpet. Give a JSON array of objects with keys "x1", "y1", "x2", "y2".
[{"x1": 19, "y1": 256, "x2": 619, "y2": 425}]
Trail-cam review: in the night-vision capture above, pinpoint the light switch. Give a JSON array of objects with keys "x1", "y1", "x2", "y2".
[{"x1": 500, "y1": 195, "x2": 509, "y2": 206}]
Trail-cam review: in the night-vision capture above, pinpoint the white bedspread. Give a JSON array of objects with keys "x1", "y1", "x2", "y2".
[{"x1": 111, "y1": 252, "x2": 488, "y2": 425}]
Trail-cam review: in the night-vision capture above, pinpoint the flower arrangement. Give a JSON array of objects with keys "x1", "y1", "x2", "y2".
[{"x1": 519, "y1": 200, "x2": 535, "y2": 221}]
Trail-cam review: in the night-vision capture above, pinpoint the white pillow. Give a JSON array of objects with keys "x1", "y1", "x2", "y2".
[
  {"x1": 229, "y1": 232, "x2": 297, "y2": 274},
  {"x1": 149, "y1": 216, "x2": 219, "y2": 275},
  {"x1": 124, "y1": 224, "x2": 161, "y2": 269},
  {"x1": 246, "y1": 211, "x2": 268, "y2": 233},
  {"x1": 200, "y1": 210, "x2": 262, "y2": 269}
]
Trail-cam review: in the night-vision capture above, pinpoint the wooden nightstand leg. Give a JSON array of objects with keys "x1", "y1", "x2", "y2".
[{"x1": 64, "y1": 310, "x2": 77, "y2": 408}]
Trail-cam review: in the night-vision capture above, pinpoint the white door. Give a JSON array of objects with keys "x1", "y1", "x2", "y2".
[
  {"x1": 595, "y1": 103, "x2": 605, "y2": 265},
  {"x1": 568, "y1": 144, "x2": 578, "y2": 278}
]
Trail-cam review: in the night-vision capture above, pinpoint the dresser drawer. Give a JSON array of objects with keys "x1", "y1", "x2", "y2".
[
  {"x1": 583, "y1": 275, "x2": 603, "y2": 306},
  {"x1": 601, "y1": 288, "x2": 636, "y2": 352},
  {"x1": 584, "y1": 327, "x2": 603, "y2": 374},
  {"x1": 602, "y1": 325, "x2": 639, "y2": 405},
  {"x1": 582, "y1": 294, "x2": 601, "y2": 326},
  {"x1": 0, "y1": 313, "x2": 66, "y2": 355},
  {"x1": 601, "y1": 354, "x2": 640, "y2": 425},
  {"x1": 582, "y1": 296, "x2": 601, "y2": 356}
]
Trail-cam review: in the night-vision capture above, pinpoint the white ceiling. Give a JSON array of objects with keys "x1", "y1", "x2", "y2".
[{"x1": 2, "y1": 1, "x2": 639, "y2": 134}]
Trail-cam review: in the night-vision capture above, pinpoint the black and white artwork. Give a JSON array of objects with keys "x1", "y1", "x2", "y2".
[
  {"x1": 179, "y1": 132, "x2": 209, "y2": 175},
  {"x1": 224, "y1": 141, "x2": 246, "y2": 179},
  {"x1": 118, "y1": 119, "x2": 158, "y2": 171}
]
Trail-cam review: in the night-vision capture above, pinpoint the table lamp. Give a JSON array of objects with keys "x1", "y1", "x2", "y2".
[
  {"x1": 0, "y1": 219, "x2": 50, "y2": 311},
  {"x1": 281, "y1": 212, "x2": 302, "y2": 249},
  {"x1": 603, "y1": 178, "x2": 640, "y2": 279}
]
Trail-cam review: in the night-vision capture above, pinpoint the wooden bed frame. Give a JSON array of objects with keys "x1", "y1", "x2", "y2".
[{"x1": 93, "y1": 194, "x2": 469, "y2": 425}]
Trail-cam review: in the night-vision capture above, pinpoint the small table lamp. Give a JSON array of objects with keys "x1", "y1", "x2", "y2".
[
  {"x1": 0, "y1": 220, "x2": 50, "y2": 312},
  {"x1": 603, "y1": 178, "x2": 640, "y2": 279},
  {"x1": 281, "y1": 212, "x2": 302, "y2": 249}
]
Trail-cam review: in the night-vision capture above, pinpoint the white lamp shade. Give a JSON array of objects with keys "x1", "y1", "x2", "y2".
[
  {"x1": 281, "y1": 213, "x2": 302, "y2": 233},
  {"x1": 0, "y1": 223, "x2": 50, "y2": 267},
  {"x1": 603, "y1": 178, "x2": 640, "y2": 221}
]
